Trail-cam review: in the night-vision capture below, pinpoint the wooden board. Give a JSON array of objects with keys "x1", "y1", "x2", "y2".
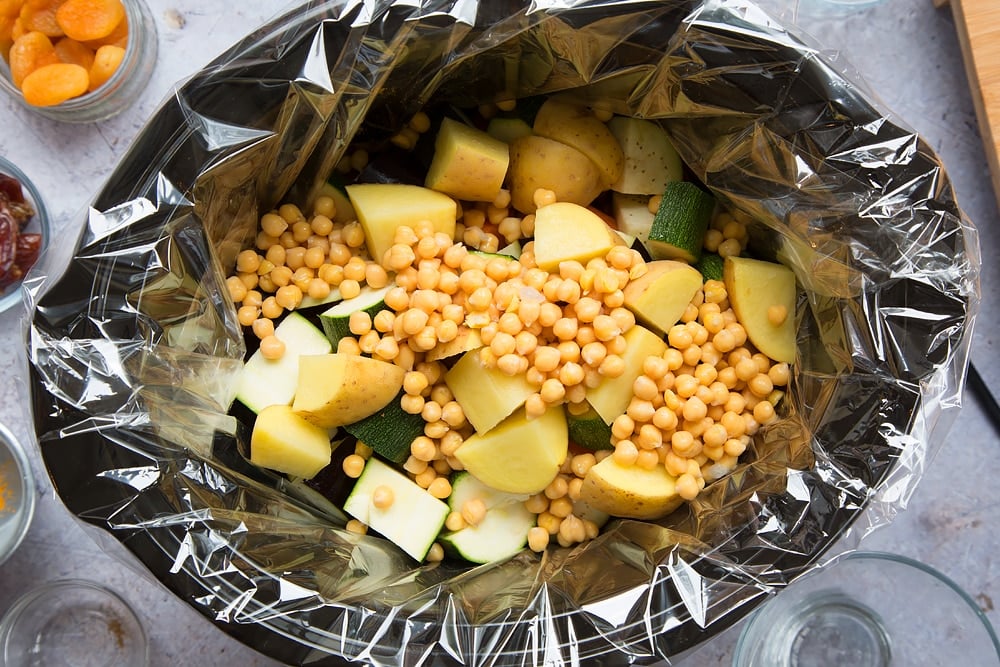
[{"x1": 948, "y1": 0, "x2": 1000, "y2": 210}]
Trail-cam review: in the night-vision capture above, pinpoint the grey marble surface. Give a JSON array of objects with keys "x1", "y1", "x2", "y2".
[{"x1": 0, "y1": 0, "x2": 997, "y2": 665}]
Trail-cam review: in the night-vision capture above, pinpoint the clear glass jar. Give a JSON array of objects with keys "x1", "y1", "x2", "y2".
[
  {"x1": 0, "y1": 0, "x2": 157, "y2": 123},
  {"x1": 0, "y1": 155, "x2": 50, "y2": 315}
]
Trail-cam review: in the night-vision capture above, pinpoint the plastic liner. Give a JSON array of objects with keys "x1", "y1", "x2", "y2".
[{"x1": 24, "y1": 0, "x2": 979, "y2": 664}]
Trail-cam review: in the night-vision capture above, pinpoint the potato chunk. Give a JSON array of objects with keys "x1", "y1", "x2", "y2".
[
  {"x1": 345, "y1": 183, "x2": 456, "y2": 264},
  {"x1": 579, "y1": 456, "x2": 683, "y2": 520},
  {"x1": 532, "y1": 202, "x2": 619, "y2": 272},
  {"x1": 425, "y1": 117, "x2": 509, "y2": 202},
  {"x1": 292, "y1": 354, "x2": 404, "y2": 428},
  {"x1": 533, "y1": 99, "x2": 624, "y2": 186},
  {"x1": 508, "y1": 135, "x2": 604, "y2": 214},
  {"x1": 723, "y1": 256, "x2": 797, "y2": 364},
  {"x1": 251, "y1": 404, "x2": 333, "y2": 479},
  {"x1": 455, "y1": 407, "x2": 568, "y2": 495}
]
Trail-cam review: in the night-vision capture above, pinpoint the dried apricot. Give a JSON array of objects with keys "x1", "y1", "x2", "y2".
[
  {"x1": 21, "y1": 0, "x2": 63, "y2": 38},
  {"x1": 53, "y1": 36, "x2": 93, "y2": 69},
  {"x1": 0, "y1": 14, "x2": 14, "y2": 56},
  {"x1": 9, "y1": 30, "x2": 59, "y2": 87},
  {"x1": 82, "y1": 7, "x2": 124, "y2": 48},
  {"x1": 0, "y1": 0, "x2": 20, "y2": 19},
  {"x1": 21, "y1": 61, "x2": 88, "y2": 105},
  {"x1": 55, "y1": 0, "x2": 123, "y2": 42},
  {"x1": 87, "y1": 41, "x2": 120, "y2": 90},
  {"x1": 10, "y1": 15, "x2": 25, "y2": 41}
]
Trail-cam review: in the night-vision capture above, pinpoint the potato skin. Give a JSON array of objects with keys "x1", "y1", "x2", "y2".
[
  {"x1": 533, "y1": 99, "x2": 625, "y2": 187},
  {"x1": 509, "y1": 135, "x2": 605, "y2": 213},
  {"x1": 579, "y1": 457, "x2": 684, "y2": 520}
]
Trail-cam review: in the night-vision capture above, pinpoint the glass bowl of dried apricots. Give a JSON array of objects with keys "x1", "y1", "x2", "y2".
[{"x1": 0, "y1": 0, "x2": 156, "y2": 122}]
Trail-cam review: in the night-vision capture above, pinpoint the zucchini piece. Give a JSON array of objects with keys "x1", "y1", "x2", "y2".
[
  {"x1": 497, "y1": 240, "x2": 522, "y2": 259},
  {"x1": 235, "y1": 313, "x2": 332, "y2": 414},
  {"x1": 695, "y1": 253, "x2": 724, "y2": 282},
  {"x1": 343, "y1": 458, "x2": 449, "y2": 561},
  {"x1": 448, "y1": 471, "x2": 529, "y2": 511},
  {"x1": 607, "y1": 116, "x2": 683, "y2": 195},
  {"x1": 611, "y1": 192, "x2": 655, "y2": 242},
  {"x1": 319, "y1": 284, "x2": 393, "y2": 346},
  {"x1": 317, "y1": 180, "x2": 357, "y2": 225},
  {"x1": 439, "y1": 473, "x2": 534, "y2": 564},
  {"x1": 298, "y1": 286, "x2": 342, "y2": 311},
  {"x1": 439, "y1": 502, "x2": 534, "y2": 564},
  {"x1": 343, "y1": 391, "x2": 424, "y2": 464},
  {"x1": 567, "y1": 404, "x2": 614, "y2": 451},
  {"x1": 646, "y1": 181, "x2": 716, "y2": 264},
  {"x1": 486, "y1": 117, "x2": 533, "y2": 145}
]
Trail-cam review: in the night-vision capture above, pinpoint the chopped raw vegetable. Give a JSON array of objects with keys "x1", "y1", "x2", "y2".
[
  {"x1": 646, "y1": 181, "x2": 716, "y2": 263},
  {"x1": 250, "y1": 404, "x2": 334, "y2": 479},
  {"x1": 343, "y1": 390, "x2": 426, "y2": 465}
]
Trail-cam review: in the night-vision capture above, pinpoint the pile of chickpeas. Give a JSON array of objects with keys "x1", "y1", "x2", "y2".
[{"x1": 227, "y1": 175, "x2": 789, "y2": 559}]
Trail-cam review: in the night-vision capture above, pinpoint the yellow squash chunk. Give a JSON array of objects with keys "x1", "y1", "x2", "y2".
[
  {"x1": 533, "y1": 99, "x2": 625, "y2": 187},
  {"x1": 345, "y1": 183, "x2": 457, "y2": 264},
  {"x1": 508, "y1": 135, "x2": 605, "y2": 213},
  {"x1": 723, "y1": 256, "x2": 797, "y2": 364},
  {"x1": 587, "y1": 325, "x2": 667, "y2": 424},
  {"x1": 425, "y1": 117, "x2": 510, "y2": 202},
  {"x1": 532, "y1": 202, "x2": 620, "y2": 272},
  {"x1": 445, "y1": 350, "x2": 536, "y2": 433},
  {"x1": 623, "y1": 260, "x2": 704, "y2": 335},
  {"x1": 426, "y1": 326, "x2": 483, "y2": 361},
  {"x1": 455, "y1": 407, "x2": 568, "y2": 494},
  {"x1": 292, "y1": 354, "x2": 405, "y2": 428},
  {"x1": 251, "y1": 404, "x2": 334, "y2": 479},
  {"x1": 579, "y1": 456, "x2": 682, "y2": 520}
]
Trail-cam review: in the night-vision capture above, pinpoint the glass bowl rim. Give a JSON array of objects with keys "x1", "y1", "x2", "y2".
[
  {"x1": 733, "y1": 550, "x2": 1000, "y2": 663},
  {"x1": 0, "y1": 420, "x2": 36, "y2": 568},
  {"x1": 0, "y1": 154, "x2": 51, "y2": 315},
  {"x1": 0, "y1": 578, "x2": 150, "y2": 665}
]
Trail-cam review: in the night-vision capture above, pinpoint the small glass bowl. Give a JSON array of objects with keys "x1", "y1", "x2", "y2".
[
  {"x1": 0, "y1": 0, "x2": 157, "y2": 123},
  {"x1": 0, "y1": 421, "x2": 36, "y2": 566},
  {"x1": 733, "y1": 551, "x2": 1000, "y2": 667},
  {"x1": 0, "y1": 580, "x2": 149, "y2": 666},
  {"x1": 0, "y1": 155, "x2": 50, "y2": 315}
]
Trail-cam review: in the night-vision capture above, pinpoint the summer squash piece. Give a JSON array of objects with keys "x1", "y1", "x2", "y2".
[
  {"x1": 646, "y1": 181, "x2": 715, "y2": 263},
  {"x1": 439, "y1": 474, "x2": 535, "y2": 564},
  {"x1": 343, "y1": 458, "x2": 449, "y2": 561},
  {"x1": 235, "y1": 313, "x2": 331, "y2": 414},
  {"x1": 607, "y1": 116, "x2": 683, "y2": 195},
  {"x1": 343, "y1": 391, "x2": 425, "y2": 465}
]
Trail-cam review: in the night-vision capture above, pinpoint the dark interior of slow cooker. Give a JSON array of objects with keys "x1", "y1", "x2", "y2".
[{"x1": 26, "y1": 1, "x2": 974, "y2": 664}]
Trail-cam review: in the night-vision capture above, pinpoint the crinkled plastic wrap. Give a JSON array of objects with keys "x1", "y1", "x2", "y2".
[{"x1": 24, "y1": 0, "x2": 979, "y2": 664}]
